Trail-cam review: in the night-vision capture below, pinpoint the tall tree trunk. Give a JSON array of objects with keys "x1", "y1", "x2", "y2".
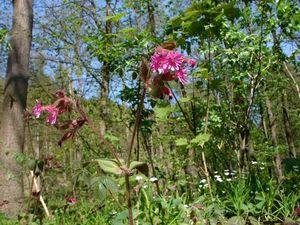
[
  {"x1": 100, "y1": 0, "x2": 112, "y2": 135},
  {"x1": 0, "y1": 0, "x2": 33, "y2": 216},
  {"x1": 265, "y1": 97, "x2": 283, "y2": 180},
  {"x1": 281, "y1": 91, "x2": 296, "y2": 158}
]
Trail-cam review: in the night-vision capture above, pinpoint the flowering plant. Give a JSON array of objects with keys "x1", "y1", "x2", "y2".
[{"x1": 141, "y1": 42, "x2": 196, "y2": 100}]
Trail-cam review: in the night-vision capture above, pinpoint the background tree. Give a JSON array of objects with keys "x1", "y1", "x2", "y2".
[{"x1": 0, "y1": 0, "x2": 33, "y2": 216}]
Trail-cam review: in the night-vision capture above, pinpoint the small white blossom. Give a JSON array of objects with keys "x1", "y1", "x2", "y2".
[
  {"x1": 135, "y1": 175, "x2": 143, "y2": 181},
  {"x1": 200, "y1": 179, "x2": 206, "y2": 184},
  {"x1": 150, "y1": 177, "x2": 158, "y2": 182}
]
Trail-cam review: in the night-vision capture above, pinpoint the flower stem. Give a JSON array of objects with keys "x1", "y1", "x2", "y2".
[{"x1": 126, "y1": 83, "x2": 147, "y2": 225}]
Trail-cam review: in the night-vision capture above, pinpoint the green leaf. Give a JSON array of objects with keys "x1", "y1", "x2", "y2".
[
  {"x1": 226, "y1": 216, "x2": 245, "y2": 225},
  {"x1": 175, "y1": 138, "x2": 188, "y2": 146},
  {"x1": 118, "y1": 27, "x2": 137, "y2": 33},
  {"x1": 91, "y1": 176, "x2": 119, "y2": 201},
  {"x1": 191, "y1": 133, "x2": 211, "y2": 147},
  {"x1": 105, "y1": 12, "x2": 126, "y2": 22},
  {"x1": 95, "y1": 159, "x2": 122, "y2": 175},
  {"x1": 129, "y1": 161, "x2": 149, "y2": 176},
  {"x1": 153, "y1": 105, "x2": 173, "y2": 120},
  {"x1": 179, "y1": 97, "x2": 191, "y2": 103}
]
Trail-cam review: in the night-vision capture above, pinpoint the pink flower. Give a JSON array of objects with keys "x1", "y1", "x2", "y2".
[
  {"x1": 188, "y1": 59, "x2": 197, "y2": 67},
  {"x1": 150, "y1": 52, "x2": 168, "y2": 74},
  {"x1": 183, "y1": 58, "x2": 197, "y2": 68},
  {"x1": 44, "y1": 106, "x2": 59, "y2": 125},
  {"x1": 163, "y1": 51, "x2": 183, "y2": 72},
  {"x1": 66, "y1": 196, "x2": 76, "y2": 205},
  {"x1": 175, "y1": 67, "x2": 188, "y2": 84},
  {"x1": 33, "y1": 101, "x2": 43, "y2": 118}
]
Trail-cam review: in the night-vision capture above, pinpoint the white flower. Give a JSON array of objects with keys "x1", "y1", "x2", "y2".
[
  {"x1": 251, "y1": 161, "x2": 258, "y2": 165},
  {"x1": 215, "y1": 175, "x2": 223, "y2": 182},
  {"x1": 150, "y1": 177, "x2": 158, "y2": 182},
  {"x1": 200, "y1": 179, "x2": 206, "y2": 184},
  {"x1": 135, "y1": 175, "x2": 143, "y2": 181}
]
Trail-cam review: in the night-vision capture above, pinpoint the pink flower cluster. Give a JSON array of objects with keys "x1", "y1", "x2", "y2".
[
  {"x1": 150, "y1": 47, "x2": 196, "y2": 85},
  {"x1": 147, "y1": 44, "x2": 196, "y2": 100},
  {"x1": 31, "y1": 90, "x2": 86, "y2": 146},
  {"x1": 33, "y1": 101, "x2": 59, "y2": 125},
  {"x1": 32, "y1": 90, "x2": 72, "y2": 125}
]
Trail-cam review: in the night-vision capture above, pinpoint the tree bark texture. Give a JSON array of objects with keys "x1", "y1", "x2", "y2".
[
  {"x1": 0, "y1": 0, "x2": 33, "y2": 217},
  {"x1": 281, "y1": 91, "x2": 296, "y2": 158},
  {"x1": 265, "y1": 98, "x2": 283, "y2": 180}
]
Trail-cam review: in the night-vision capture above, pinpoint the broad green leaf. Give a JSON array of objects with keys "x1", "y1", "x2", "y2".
[
  {"x1": 95, "y1": 159, "x2": 122, "y2": 175},
  {"x1": 175, "y1": 138, "x2": 188, "y2": 146},
  {"x1": 91, "y1": 176, "x2": 119, "y2": 201},
  {"x1": 191, "y1": 133, "x2": 211, "y2": 147},
  {"x1": 129, "y1": 161, "x2": 149, "y2": 176}
]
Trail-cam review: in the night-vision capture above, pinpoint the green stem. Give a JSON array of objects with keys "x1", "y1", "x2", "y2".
[
  {"x1": 126, "y1": 82, "x2": 147, "y2": 225},
  {"x1": 125, "y1": 174, "x2": 134, "y2": 225}
]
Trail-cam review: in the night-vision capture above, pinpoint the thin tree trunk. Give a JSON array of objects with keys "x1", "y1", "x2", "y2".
[
  {"x1": 238, "y1": 128, "x2": 250, "y2": 174},
  {"x1": 281, "y1": 91, "x2": 296, "y2": 158},
  {"x1": 100, "y1": 0, "x2": 112, "y2": 135},
  {"x1": 265, "y1": 97, "x2": 283, "y2": 180},
  {"x1": 0, "y1": 0, "x2": 33, "y2": 216}
]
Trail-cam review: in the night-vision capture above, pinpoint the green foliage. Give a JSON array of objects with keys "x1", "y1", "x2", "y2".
[
  {"x1": 2, "y1": 0, "x2": 300, "y2": 223},
  {"x1": 95, "y1": 158, "x2": 124, "y2": 175}
]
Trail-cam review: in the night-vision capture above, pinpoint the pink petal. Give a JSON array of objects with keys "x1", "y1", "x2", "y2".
[
  {"x1": 33, "y1": 101, "x2": 43, "y2": 118},
  {"x1": 44, "y1": 106, "x2": 59, "y2": 125}
]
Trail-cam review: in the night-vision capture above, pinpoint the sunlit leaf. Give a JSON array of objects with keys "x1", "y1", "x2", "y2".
[
  {"x1": 95, "y1": 159, "x2": 122, "y2": 175},
  {"x1": 175, "y1": 138, "x2": 188, "y2": 146},
  {"x1": 191, "y1": 133, "x2": 211, "y2": 147}
]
